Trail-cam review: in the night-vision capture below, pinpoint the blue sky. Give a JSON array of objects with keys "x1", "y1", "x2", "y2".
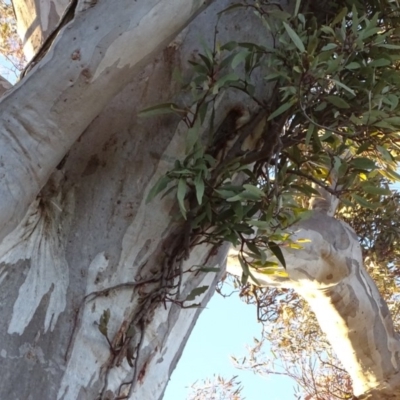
[{"x1": 164, "y1": 289, "x2": 296, "y2": 400}]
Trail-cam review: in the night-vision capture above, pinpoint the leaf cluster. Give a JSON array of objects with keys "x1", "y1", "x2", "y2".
[{"x1": 142, "y1": 0, "x2": 400, "y2": 285}]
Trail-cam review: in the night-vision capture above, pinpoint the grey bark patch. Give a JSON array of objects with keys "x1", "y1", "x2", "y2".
[
  {"x1": 82, "y1": 154, "x2": 102, "y2": 176},
  {"x1": 379, "y1": 297, "x2": 390, "y2": 319},
  {"x1": 299, "y1": 212, "x2": 350, "y2": 250},
  {"x1": 328, "y1": 289, "x2": 343, "y2": 306},
  {"x1": 344, "y1": 284, "x2": 359, "y2": 318},
  {"x1": 134, "y1": 239, "x2": 152, "y2": 267},
  {"x1": 346, "y1": 257, "x2": 354, "y2": 274}
]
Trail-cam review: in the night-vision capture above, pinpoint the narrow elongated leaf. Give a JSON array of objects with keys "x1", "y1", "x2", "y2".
[
  {"x1": 350, "y1": 158, "x2": 376, "y2": 170},
  {"x1": 231, "y1": 50, "x2": 250, "y2": 69},
  {"x1": 197, "y1": 266, "x2": 221, "y2": 273},
  {"x1": 186, "y1": 119, "x2": 201, "y2": 153},
  {"x1": 185, "y1": 286, "x2": 209, "y2": 301},
  {"x1": 376, "y1": 43, "x2": 400, "y2": 49},
  {"x1": 194, "y1": 174, "x2": 205, "y2": 205},
  {"x1": 352, "y1": 194, "x2": 380, "y2": 209},
  {"x1": 146, "y1": 175, "x2": 171, "y2": 203},
  {"x1": 380, "y1": 168, "x2": 400, "y2": 182},
  {"x1": 360, "y1": 183, "x2": 391, "y2": 196},
  {"x1": 243, "y1": 184, "x2": 266, "y2": 198},
  {"x1": 216, "y1": 73, "x2": 240, "y2": 89},
  {"x1": 283, "y1": 22, "x2": 305, "y2": 52},
  {"x1": 330, "y1": 79, "x2": 356, "y2": 96},
  {"x1": 177, "y1": 178, "x2": 187, "y2": 219},
  {"x1": 326, "y1": 96, "x2": 350, "y2": 109},
  {"x1": 268, "y1": 242, "x2": 286, "y2": 268},
  {"x1": 376, "y1": 145, "x2": 393, "y2": 162},
  {"x1": 331, "y1": 7, "x2": 348, "y2": 26},
  {"x1": 368, "y1": 58, "x2": 391, "y2": 67},
  {"x1": 238, "y1": 254, "x2": 249, "y2": 285},
  {"x1": 294, "y1": 0, "x2": 301, "y2": 16},
  {"x1": 346, "y1": 62, "x2": 361, "y2": 70},
  {"x1": 268, "y1": 101, "x2": 293, "y2": 121},
  {"x1": 321, "y1": 43, "x2": 337, "y2": 51},
  {"x1": 138, "y1": 103, "x2": 185, "y2": 117}
]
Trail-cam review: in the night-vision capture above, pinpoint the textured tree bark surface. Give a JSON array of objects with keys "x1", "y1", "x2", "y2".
[
  {"x1": 3, "y1": 0, "x2": 400, "y2": 399},
  {"x1": 0, "y1": 0, "x2": 215, "y2": 243},
  {"x1": 228, "y1": 209, "x2": 400, "y2": 399},
  {"x1": 0, "y1": 1, "x2": 272, "y2": 399}
]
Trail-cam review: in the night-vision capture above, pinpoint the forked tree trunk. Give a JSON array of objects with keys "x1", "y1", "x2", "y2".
[
  {"x1": 2, "y1": 0, "x2": 400, "y2": 399},
  {"x1": 0, "y1": 1, "x2": 272, "y2": 399}
]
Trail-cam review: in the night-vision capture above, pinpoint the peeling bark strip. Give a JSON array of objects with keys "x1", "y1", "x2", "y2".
[
  {"x1": 0, "y1": 173, "x2": 74, "y2": 334},
  {"x1": 0, "y1": 0, "x2": 214, "y2": 243}
]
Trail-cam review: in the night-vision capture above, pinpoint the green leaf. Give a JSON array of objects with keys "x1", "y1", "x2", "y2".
[
  {"x1": 330, "y1": 79, "x2": 356, "y2": 96},
  {"x1": 368, "y1": 58, "x2": 391, "y2": 67},
  {"x1": 376, "y1": 43, "x2": 400, "y2": 49},
  {"x1": 321, "y1": 43, "x2": 337, "y2": 51},
  {"x1": 246, "y1": 242, "x2": 261, "y2": 257},
  {"x1": 220, "y1": 41, "x2": 238, "y2": 51},
  {"x1": 196, "y1": 266, "x2": 221, "y2": 273},
  {"x1": 385, "y1": 117, "x2": 400, "y2": 126},
  {"x1": 346, "y1": 62, "x2": 361, "y2": 70},
  {"x1": 331, "y1": 7, "x2": 348, "y2": 26},
  {"x1": 238, "y1": 255, "x2": 250, "y2": 285},
  {"x1": 264, "y1": 72, "x2": 281, "y2": 82},
  {"x1": 360, "y1": 183, "x2": 391, "y2": 196},
  {"x1": 126, "y1": 324, "x2": 135, "y2": 338},
  {"x1": 194, "y1": 174, "x2": 205, "y2": 205},
  {"x1": 186, "y1": 119, "x2": 201, "y2": 154},
  {"x1": 268, "y1": 101, "x2": 294, "y2": 121},
  {"x1": 215, "y1": 189, "x2": 238, "y2": 199},
  {"x1": 282, "y1": 22, "x2": 305, "y2": 52},
  {"x1": 380, "y1": 168, "x2": 400, "y2": 182},
  {"x1": 326, "y1": 95, "x2": 350, "y2": 109},
  {"x1": 350, "y1": 158, "x2": 376, "y2": 170},
  {"x1": 305, "y1": 123, "x2": 315, "y2": 146},
  {"x1": 138, "y1": 103, "x2": 184, "y2": 118},
  {"x1": 215, "y1": 72, "x2": 240, "y2": 88},
  {"x1": 243, "y1": 184, "x2": 266, "y2": 198},
  {"x1": 185, "y1": 286, "x2": 209, "y2": 301},
  {"x1": 268, "y1": 242, "x2": 286, "y2": 269},
  {"x1": 231, "y1": 50, "x2": 250, "y2": 69},
  {"x1": 146, "y1": 175, "x2": 171, "y2": 203},
  {"x1": 376, "y1": 145, "x2": 393, "y2": 162},
  {"x1": 294, "y1": 0, "x2": 301, "y2": 16},
  {"x1": 177, "y1": 178, "x2": 187, "y2": 219},
  {"x1": 351, "y1": 194, "x2": 380, "y2": 209},
  {"x1": 98, "y1": 309, "x2": 111, "y2": 337}
]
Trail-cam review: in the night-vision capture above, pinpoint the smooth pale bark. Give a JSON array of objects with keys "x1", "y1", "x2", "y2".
[
  {"x1": 0, "y1": 75, "x2": 12, "y2": 96},
  {"x1": 0, "y1": 1, "x2": 271, "y2": 399},
  {"x1": 228, "y1": 204, "x2": 400, "y2": 399},
  {"x1": 3, "y1": 0, "x2": 400, "y2": 399},
  {"x1": 12, "y1": 0, "x2": 70, "y2": 60},
  {"x1": 0, "y1": 0, "x2": 214, "y2": 243}
]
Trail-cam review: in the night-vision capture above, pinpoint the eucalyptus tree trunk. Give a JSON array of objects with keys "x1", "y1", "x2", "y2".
[
  {"x1": 228, "y1": 191, "x2": 400, "y2": 400},
  {"x1": 2, "y1": 0, "x2": 399, "y2": 399},
  {"x1": 0, "y1": 1, "x2": 271, "y2": 399}
]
